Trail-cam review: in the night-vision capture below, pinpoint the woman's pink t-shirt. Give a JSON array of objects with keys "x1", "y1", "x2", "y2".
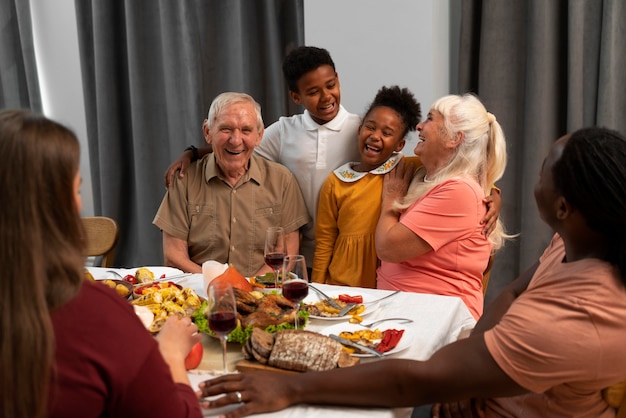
[{"x1": 376, "y1": 177, "x2": 491, "y2": 319}]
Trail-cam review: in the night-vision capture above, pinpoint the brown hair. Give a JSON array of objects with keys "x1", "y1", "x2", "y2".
[{"x1": 0, "y1": 110, "x2": 85, "y2": 418}]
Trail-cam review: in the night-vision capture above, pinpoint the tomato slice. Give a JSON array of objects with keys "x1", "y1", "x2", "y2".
[
  {"x1": 338, "y1": 294, "x2": 363, "y2": 304},
  {"x1": 123, "y1": 274, "x2": 136, "y2": 285}
]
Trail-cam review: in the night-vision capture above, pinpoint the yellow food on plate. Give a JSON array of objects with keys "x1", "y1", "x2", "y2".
[
  {"x1": 131, "y1": 286, "x2": 203, "y2": 333},
  {"x1": 84, "y1": 270, "x2": 95, "y2": 282},
  {"x1": 97, "y1": 279, "x2": 132, "y2": 299},
  {"x1": 337, "y1": 329, "x2": 384, "y2": 353},
  {"x1": 135, "y1": 267, "x2": 155, "y2": 284},
  {"x1": 304, "y1": 299, "x2": 365, "y2": 318}
]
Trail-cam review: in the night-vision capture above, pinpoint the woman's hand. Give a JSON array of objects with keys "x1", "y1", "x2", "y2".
[
  {"x1": 382, "y1": 158, "x2": 415, "y2": 202},
  {"x1": 156, "y1": 315, "x2": 201, "y2": 383}
]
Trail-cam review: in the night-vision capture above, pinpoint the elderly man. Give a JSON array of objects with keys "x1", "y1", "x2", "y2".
[{"x1": 153, "y1": 92, "x2": 309, "y2": 276}]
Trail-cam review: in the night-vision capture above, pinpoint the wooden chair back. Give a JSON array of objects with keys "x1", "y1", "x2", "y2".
[{"x1": 81, "y1": 216, "x2": 119, "y2": 267}]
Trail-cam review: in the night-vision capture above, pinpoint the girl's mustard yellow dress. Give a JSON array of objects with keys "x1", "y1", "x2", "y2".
[{"x1": 312, "y1": 153, "x2": 421, "y2": 288}]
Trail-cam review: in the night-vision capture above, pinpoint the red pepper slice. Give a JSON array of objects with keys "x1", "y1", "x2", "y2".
[
  {"x1": 376, "y1": 329, "x2": 405, "y2": 353},
  {"x1": 338, "y1": 294, "x2": 363, "y2": 304}
]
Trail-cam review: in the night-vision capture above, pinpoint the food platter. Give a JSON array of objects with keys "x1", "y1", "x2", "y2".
[
  {"x1": 319, "y1": 322, "x2": 415, "y2": 358},
  {"x1": 86, "y1": 266, "x2": 185, "y2": 281},
  {"x1": 303, "y1": 287, "x2": 381, "y2": 321}
]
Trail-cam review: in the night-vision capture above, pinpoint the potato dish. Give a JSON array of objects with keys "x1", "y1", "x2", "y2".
[
  {"x1": 303, "y1": 299, "x2": 365, "y2": 318},
  {"x1": 131, "y1": 285, "x2": 203, "y2": 333},
  {"x1": 98, "y1": 279, "x2": 132, "y2": 299}
]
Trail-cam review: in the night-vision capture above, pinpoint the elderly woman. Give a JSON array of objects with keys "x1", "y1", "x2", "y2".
[{"x1": 375, "y1": 94, "x2": 508, "y2": 319}]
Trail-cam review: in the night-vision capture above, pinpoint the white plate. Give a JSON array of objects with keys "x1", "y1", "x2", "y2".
[
  {"x1": 304, "y1": 287, "x2": 381, "y2": 321},
  {"x1": 319, "y1": 322, "x2": 415, "y2": 358},
  {"x1": 87, "y1": 266, "x2": 184, "y2": 281}
]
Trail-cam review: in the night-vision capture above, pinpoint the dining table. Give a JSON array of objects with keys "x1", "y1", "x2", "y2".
[
  {"x1": 87, "y1": 267, "x2": 476, "y2": 417},
  {"x1": 175, "y1": 273, "x2": 477, "y2": 418}
]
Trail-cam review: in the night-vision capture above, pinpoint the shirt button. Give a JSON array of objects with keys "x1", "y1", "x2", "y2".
[
  {"x1": 232, "y1": 217, "x2": 237, "y2": 223},
  {"x1": 233, "y1": 190, "x2": 237, "y2": 194},
  {"x1": 230, "y1": 245, "x2": 235, "y2": 251}
]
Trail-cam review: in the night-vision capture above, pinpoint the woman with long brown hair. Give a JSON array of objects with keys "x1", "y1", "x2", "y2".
[{"x1": 0, "y1": 110, "x2": 203, "y2": 418}]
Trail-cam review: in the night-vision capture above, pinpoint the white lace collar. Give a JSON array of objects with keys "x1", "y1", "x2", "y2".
[{"x1": 333, "y1": 152, "x2": 403, "y2": 183}]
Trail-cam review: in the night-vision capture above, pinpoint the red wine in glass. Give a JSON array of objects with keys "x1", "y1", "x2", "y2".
[
  {"x1": 264, "y1": 252, "x2": 285, "y2": 270},
  {"x1": 265, "y1": 227, "x2": 286, "y2": 288},
  {"x1": 282, "y1": 281, "x2": 309, "y2": 303},
  {"x1": 209, "y1": 311, "x2": 237, "y2": 335},
  {"x1": 282, "y1": 255, "x2": 308, "y2": 329}
]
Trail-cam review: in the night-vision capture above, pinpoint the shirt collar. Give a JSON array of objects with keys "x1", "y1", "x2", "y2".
[
  {"x1": 333, "y1": 152, "x2": 403, "y2": 183},
  {"x1": 302, "y1": 104, "x2": 349, "y2": 132},
  {"x1": 205, "y1": 154, "x2": 262, "y2": 186}
]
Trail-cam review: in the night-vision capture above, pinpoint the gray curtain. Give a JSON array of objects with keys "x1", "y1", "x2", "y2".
[
  {"x1": 0, "y1": 0, "x2": 41, "y2": 110},
  {"x1": 74, "y1": 0, "x2": 304, "y2": 267},
  {"x1": 458, "y1": 0, "x2": 626, "y2": 303}
]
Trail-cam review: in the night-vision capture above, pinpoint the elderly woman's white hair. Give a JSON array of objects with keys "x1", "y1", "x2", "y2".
[{"x1": 396, "y1": 93, "x2": 509, "y2": 249}]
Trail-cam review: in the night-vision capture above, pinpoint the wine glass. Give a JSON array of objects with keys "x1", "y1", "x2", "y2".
[
  {"x1": 264, "y1": 227, "x2": 286, "y2": 288},
  {"x1": 282, "y1": 254, "x2": 309, "y2": 329},
  {"x1": 206, "y1": 282, "x2": 237, "y2": 374}
]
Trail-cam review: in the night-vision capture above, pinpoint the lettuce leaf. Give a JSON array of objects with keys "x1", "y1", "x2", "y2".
[{"x1": 191, "y1": 301, "x2": 310, "y2": 344}]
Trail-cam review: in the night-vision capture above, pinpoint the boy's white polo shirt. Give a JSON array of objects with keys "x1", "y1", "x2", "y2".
[{"x1": 255, "y1": 105, "x2": 362, "y2": 266}]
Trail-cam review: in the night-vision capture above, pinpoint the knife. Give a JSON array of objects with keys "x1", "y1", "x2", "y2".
[{"x1": 329, "y1": 334, "x2": 384, "y2": 358}]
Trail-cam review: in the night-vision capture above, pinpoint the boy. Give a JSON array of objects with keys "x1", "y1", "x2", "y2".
[{"x1": 164, "y1": 46, "x2": 361, "y2": 267}]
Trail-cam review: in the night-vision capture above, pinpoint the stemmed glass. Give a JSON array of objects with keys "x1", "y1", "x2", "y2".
[
  {"x1": 264, "y1": 227, "x2": 286, "y2": 288},
  {"x1": 281, "y1": 254, "x2": 309, "y2": 329},
  {"x1": 206, "y1": 282, "x2": 237, "y2": 374}
]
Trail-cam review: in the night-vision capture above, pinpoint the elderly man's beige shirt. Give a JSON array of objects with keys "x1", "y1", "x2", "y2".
[{"x1": 153, "y1": 154, "x2": 309, "y2": 277}]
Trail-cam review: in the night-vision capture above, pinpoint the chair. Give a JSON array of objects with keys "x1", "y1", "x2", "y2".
[
  {"x1": 81, "y1": 216, "x2": 119, "y2": 267},
  {"x1": 482, "y1": 253, "x2": 495, "y2": 296}
]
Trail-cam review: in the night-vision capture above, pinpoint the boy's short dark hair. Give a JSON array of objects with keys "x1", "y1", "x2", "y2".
[{"x1": 282, "y1": 46, "x2": 336, "y2": 93}]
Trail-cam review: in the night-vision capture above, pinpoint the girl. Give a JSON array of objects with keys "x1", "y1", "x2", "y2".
[{"x1": 311, "y1": 86, "x2": 421, "y2": 287}]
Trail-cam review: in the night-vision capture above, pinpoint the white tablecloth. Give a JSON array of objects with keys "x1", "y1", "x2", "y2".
[{"x1": 176, "y1": 275, "x2": 476, "y2": 418}]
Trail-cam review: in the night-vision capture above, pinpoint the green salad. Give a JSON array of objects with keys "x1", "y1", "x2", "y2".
[{"x1": 191, "y1": 300, "x2": 309, "y2": 344}]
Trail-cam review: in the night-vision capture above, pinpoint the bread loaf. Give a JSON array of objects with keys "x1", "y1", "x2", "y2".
[{"x1": 268, "y1": 330, "x2": 343, "y2": 372}]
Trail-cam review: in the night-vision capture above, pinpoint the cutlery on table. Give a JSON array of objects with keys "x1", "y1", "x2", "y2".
[
  {"x1": 309, "y1": 285, "x2": 342, "y2": 310},
  {"x1": 364, "y1": 290, "x2": 401, "y2": 305},
  {"x1": 136, "y1": 273, "x2": 193, "y2": 286},
  {"x1": 338, "y1": 303, "x2": 357, "y2": 317},
  {"x1": 357, "y1": 318, "x2": 414, "y2": 329},
  {"x1": 105, "y1": 270, "x2": 192, "y2": 286},
  {"x1": 105, "y1": 270, "x2": 125, "y2": 280},
  {"x1": 329, "y1": 334, "x2": 384, "y2": 358}
]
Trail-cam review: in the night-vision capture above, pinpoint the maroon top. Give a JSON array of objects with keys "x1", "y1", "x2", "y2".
[{"x1": 49, "y1": 281, "x2": 202, "y2": 418}]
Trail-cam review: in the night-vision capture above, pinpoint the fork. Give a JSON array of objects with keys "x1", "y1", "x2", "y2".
[
  {"x1": 338, "y1": 303, "x2": 357, "y2": 317},
  {"x1": 309, "y1": 285, "x2": 342, "y2": 309},
  {"x1": 357, "y1": 317, "x2": 414, "y2": 329},
  {"x1": 364, "y1": 290, "x2": 401, "y2": 305}
]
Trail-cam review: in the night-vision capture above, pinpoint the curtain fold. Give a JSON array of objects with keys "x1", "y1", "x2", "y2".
[
  {"x1": 74, "y1": 0, "x2": 304, "y2": 267},
  {"x1": 459, "y1": 0, "x2": 626, "y2": 303},
  {"x1": 0, "y1": 0, "x2": 41, "y2": 110}
]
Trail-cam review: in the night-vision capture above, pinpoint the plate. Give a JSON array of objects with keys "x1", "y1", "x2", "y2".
[
  {"x1": 319, "y1": 322, "x2": 415, "y2": 358},
  {"x1": 303, "y1": 287, "x2": 381, "y2": 321},
  {"x1": 86, "y1": 266, "x2": 184, "y2": 281}
]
